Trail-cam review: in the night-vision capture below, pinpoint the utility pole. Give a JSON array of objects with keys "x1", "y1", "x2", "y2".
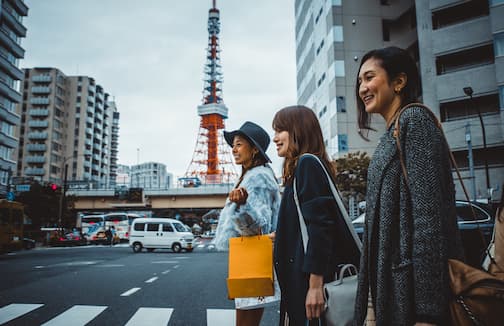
[{"x1": 465, "y1": 123, "x2": 477, "y2": 201}]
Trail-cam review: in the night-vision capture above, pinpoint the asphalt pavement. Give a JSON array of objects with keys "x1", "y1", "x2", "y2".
[{"x1": 0, "y1": 244, "x2": 280, "y2": 325}]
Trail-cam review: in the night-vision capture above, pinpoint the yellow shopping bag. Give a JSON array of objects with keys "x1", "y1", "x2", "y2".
[{"x1": 227, "y1": 235, "x2": 274, "y2": 299}]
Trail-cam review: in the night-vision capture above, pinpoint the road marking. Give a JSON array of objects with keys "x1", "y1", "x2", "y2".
[
  {"x1": 125, "y1": 307, "x2": 173, "y2": 326},
  {"x1": 34, "y1": 265, "x2": 45, "y2": 269},
  {"x1": 161, "y1": 270, "x2": 170, "y2": 274},
  {"x1": 41, "y1": 305, "x2": 107, "y2": 326},
  {"x1": 207, "y1": 309, "x2": 235, "y2": 326},
  {"x1": 0, "y1": 303, "x2": 44, "y2": 324},
  {"x1": 96, "y1": 264, "x2": 125, "y2": 268},
  {"x1": 145, "y1": 277, "x2": 158, "y2": 283},
  {"x1": 120, "y1": 287, "x2": 141, "y2": 296},
  {"x1": 173, "y1": 265, "x2": 179, "y2": 269},
  {"x1": 151, "y1": 260, "x2": 179, "y2": 264}
]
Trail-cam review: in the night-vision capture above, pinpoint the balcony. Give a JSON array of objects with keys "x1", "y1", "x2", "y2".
[
  {"x1": 30, "y1": 98, "x2": 50, "y2": 105},
  {"x1": 0, "y1": 54, "x2": 23, "y2": 80},
  {"x1": 31, "y1": 86, "x2": 51, "y2": 94},
  {"x1": 31, "y1": 75, "x2": 52, "y2": 83},
  {"x1": 86, "y1": 107, "x2": 94, "y2": 114},
  {"x1": 443, "y1": 113, "x2": 503, "y2": 150},
  {"x1": 0, "y1": 132, "x2": 17, "y2": 148},
  {"x1": 26, "y1": 143, "x2": 46, "y2": 152},
  {"x1": 85, "y1": 139, "x2": 92, "y2": 146},
  {"x1": 0, "y1": 105, "x2": 20, "y2": 125},
  {"x1": 432, "y1": 16, "x2": 491, "y2": 55},
  {"x1": 0, "y1": 79, "x2": 21, "y2": 102},
  {"x1": 1, "y1": 4, "x2": 27, "y2": 36},
  {"x1": 25, "y1": 168, "x2": 45, "y2": 176},
  {"x1": 87, "y1": 96, "x2": 95, "y2": 104},
  {"x1": 27, "y1": 132, "x2": 48, "y2": 140},
  {"x1": 29, "y1": 109, "x2": 49, "y2": 117},
  {"x1": 86, "y1": 117, "x2": 93, "y2": 124},
  {"x1": 436, "y1": 64, "x2": 496, "y2": 101},
  {"x1": 93, "y1": 143, "x2": 100, "y2": 151},
  {"x1": 0, "y1": 27, "x2": 23, "y2": 58},
  {"x1": 26, "y1": 156, "x2": 46, "y2": 164},
  {"x1": 28, "y1": 120, "x2": 49, "y2": 128}
]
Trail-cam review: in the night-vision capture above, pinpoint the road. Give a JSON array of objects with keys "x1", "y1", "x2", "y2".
[{"x1": 0, "y1": 244, "x2": 280, "y2": 325}]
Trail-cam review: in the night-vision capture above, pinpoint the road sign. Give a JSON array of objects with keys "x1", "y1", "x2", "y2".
[
  {"x1": 16, "y1": 184, "x2": 31, "y2": 192},
  {"x1": 6, "y1": 191, "x2": 15, "y2": 201}
]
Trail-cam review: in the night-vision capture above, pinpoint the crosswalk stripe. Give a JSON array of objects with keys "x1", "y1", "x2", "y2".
[
  {"x1": 207, "y1": 309, "x2": 235, "y2": 326},
  {"x1": 0, "y1": 303, "x2": 44, "y2": 325},
  {"x1": 125, "y1": 307, "x2": 173, "y2": 326},
  {"x1": 41, "y1": 305, "x2": 107, "y2": 326},
  {"x1": 120, "y1": 287, "x2": 141, "y2": 296}
]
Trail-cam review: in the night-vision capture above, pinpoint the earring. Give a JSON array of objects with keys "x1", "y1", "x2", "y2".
[{"x1": 395, "y1": 88, "x2": 401, "y2": 94}]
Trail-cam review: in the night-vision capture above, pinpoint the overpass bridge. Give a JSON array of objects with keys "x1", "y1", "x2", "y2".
[{"x1": 69, "y1": 185, "x2": 231, "y2": 213}]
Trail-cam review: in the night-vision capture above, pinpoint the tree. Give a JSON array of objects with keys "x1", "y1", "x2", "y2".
[
  {"x1": 332, "y1": 151, "x2": 370, "y2": 205},
  {"x1": 16, "y1": 182, "x2": 60, "y2": 228}
]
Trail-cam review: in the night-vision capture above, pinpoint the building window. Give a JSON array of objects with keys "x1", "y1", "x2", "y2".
[
  {"x1": 490, "y1": 0, "x2": 504, "y2": 5},
  {"x1": 499, "y1": 85, "x2": 504, "y2": 110},
  {"x1": 435, "y1": 44, "x2": 494, "y2": 75},
  {"x1": 316, "y1": 39, "x2": 325, "y2": 56},
  {"x1": 334, "y1": 60, "x2": 345, "y2": 77},
  {"x1": 432, "y1": 0, "x2": 489, "y2": 30},
  {"x1": 495, "y1": 32, "x2": 504, "y2": 57},
  {"x1": 317, "y1": 73, "x2": 326, "y2": 87},
  {"x1": 318, "y1": 106, "x2": 327, "y2": 118},
  {"x1": 332, "y1": 26, "x2": 343, "y2": 42},
  {"x1": 338, "y1": 134, "x2": 348, "y2": 152},
  {"x1": 315, "y1": 7, "x2": 323, "y2": 24},
  {"x1": 337, "y1": 96, "x2": 346, "y2": 112},
  {"x1": 439, "y1": 93, "x2": 499, "y2": 122}
]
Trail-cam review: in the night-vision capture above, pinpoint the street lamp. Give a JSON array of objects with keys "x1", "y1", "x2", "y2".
[
  {"x1": 463, "y1": 87, "x2": 490, "y2": 200},
  {"x1": 58, "y1": 154, "x2": 91, "y2": 233}
]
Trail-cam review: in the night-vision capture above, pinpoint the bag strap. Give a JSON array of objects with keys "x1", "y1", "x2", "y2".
[
  {"x1": 393, "y1": 103, "x2": 493, "y2": 266},
  {"x1": 293, "y1": 153, "x2": 363, "y2": 254}
]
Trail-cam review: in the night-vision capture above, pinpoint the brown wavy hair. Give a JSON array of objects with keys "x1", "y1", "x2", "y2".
[{"x1": 272, "y1": 105, "x2": 336, "y2": 185}]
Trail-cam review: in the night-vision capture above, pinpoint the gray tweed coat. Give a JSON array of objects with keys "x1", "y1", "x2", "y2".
[{"x1": 353, "y1": 106, "x2": 464, "y2": 325}]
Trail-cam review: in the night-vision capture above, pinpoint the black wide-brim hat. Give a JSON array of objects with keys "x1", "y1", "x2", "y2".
[{"x1": 224, "y1": 121, "x2": 271, "y2": 163}]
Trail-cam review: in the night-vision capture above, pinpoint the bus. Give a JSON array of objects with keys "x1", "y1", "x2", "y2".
[
  {"x1": 0, "y1": 200, "x2": 24, "y2": 252},
  {"x1": 104, "y1": 213, "x2": 141, "y2": 241},
  {"x1": 81, "y1": 214, "x2": 105, "y2": 240}
]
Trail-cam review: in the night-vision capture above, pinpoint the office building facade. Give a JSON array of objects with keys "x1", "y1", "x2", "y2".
[
  {"x1": 294, "y1": 0, "x2": 503, "y2": 201},
  {"x1": 0, "y1": 0, "x2": 28, "y2": 196},
  {"x1": 130, "y1": 162, "x2": 171, "y2": 189},
  {"x1": 17, "y1": 68, "x2": 119, "y2": 189}
]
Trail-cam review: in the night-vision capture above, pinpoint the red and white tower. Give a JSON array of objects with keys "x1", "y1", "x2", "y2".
[{"x1": 183, "y1": 0, "x2": 237, "y2": 185}]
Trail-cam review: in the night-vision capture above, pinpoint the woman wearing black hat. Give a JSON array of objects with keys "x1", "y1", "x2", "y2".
[{"x1": 213, "y1": 121, "x2": 281, "y2": 326}]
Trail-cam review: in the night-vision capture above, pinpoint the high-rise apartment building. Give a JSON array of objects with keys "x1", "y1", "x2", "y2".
[
  {"x1": 17, "y1": 68, "x2": 120, "y2": 189},
  {"x1": 294, "y1": 0, "x2": 503, "y2": 201},
  {"x1": 416, "y1": 0, "x2": 504, "y2": 201},
  {"x1": 0, "y1": 0, "x2": 28, "y2": 196}
]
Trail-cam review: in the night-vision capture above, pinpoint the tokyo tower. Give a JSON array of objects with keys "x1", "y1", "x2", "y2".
[{"x1": 182, "y1": 0, "x2": 237, "y2": 186}]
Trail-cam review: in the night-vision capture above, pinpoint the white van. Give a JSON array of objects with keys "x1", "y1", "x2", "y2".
[{"x1": 129, "y1": 218, "x2": 194, "y2": 253}]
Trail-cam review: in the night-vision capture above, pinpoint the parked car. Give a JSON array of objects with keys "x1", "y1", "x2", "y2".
[
  {"x1": 90, "y1": 231, "x2": 120, "y2": 245},
  {"x1": 49, "y1": 231, "x2": 87, "y2": 247},
  {"x1": 23, "y1": 238, "x2": 36, "y2": 249},
  {"x1": 351, "y1": 200, "x2": 494, "y2": 267}
]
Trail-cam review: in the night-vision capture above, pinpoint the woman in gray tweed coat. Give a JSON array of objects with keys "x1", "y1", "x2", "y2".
[
  {"x1": 353, "y1": 47, "x2": 464, "y2": 325},
  {"x1": 213, "y1": 121, "x2": 281, "y2": 326}
]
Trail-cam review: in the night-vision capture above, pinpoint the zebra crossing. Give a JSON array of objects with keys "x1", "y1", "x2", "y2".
[{"x1": 0, "y1": 303, "x2": 236, "y2": 325}]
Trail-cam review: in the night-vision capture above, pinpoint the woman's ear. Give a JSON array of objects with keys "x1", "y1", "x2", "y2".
[{"x1": 393, "y1": 73, "x2": 407, "y2": 93}]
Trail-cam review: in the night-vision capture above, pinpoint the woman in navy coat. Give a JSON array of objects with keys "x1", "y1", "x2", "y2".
[{"x1": 272, "y1": 106, "x2": 360, "y2": 325}]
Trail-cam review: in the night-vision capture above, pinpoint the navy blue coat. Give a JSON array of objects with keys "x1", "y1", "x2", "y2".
[{"x1": 274, "y1": 155, "x2": 360, "y2": 325}]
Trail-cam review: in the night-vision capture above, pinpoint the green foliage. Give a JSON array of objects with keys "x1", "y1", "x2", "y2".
[
  {"x1": 332, "y1": 151, "x2": 370, "y2": 203},
  {"x1": 16, "y1": 182, "x2": 60, "y2": 227}
]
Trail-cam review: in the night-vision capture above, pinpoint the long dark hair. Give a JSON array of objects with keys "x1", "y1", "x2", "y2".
[
  {"x1": 355, "y1": 46, "x2": 420, "y2": 140},
  {"x1": 272, "y1": 105, "x2": 336, "y2": 185}
]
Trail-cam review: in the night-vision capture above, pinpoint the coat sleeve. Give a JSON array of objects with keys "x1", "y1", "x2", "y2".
[
  {"x1": 401, "y1": 107, "x2": 447, "y2": 322},
  {"x1": 234, "y1": 171, "x2": 279, "y2": 236},
  {"x1": 296, "y1": 155, "x2": 339, "y2": 275}
]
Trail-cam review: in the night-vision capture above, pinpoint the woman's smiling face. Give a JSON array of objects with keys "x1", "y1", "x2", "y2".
[{"x1": 358, "y1": 57, "x2": 403, "y2": 122}]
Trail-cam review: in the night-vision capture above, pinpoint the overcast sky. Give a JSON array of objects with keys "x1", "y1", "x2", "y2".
[{"x1": 22, "y1": 0, "x2": 297, "y2": 179}]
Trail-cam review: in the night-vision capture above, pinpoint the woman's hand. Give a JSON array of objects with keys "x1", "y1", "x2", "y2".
[
  {"x1": 228, "y1": 187, "x2": 248, "y2": 205},
  {"x1": 305, "y1": 274, "x2": 325, "y2": 320}
]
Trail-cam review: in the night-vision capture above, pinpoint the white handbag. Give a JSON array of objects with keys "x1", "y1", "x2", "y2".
[{"x1": 293, "y1": 153, "x2": 361, "y2": 326}]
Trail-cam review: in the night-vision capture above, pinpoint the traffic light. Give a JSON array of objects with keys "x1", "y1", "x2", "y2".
[{"x1": 50, "y1": 183, "x2": 58, "y2": 191}]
